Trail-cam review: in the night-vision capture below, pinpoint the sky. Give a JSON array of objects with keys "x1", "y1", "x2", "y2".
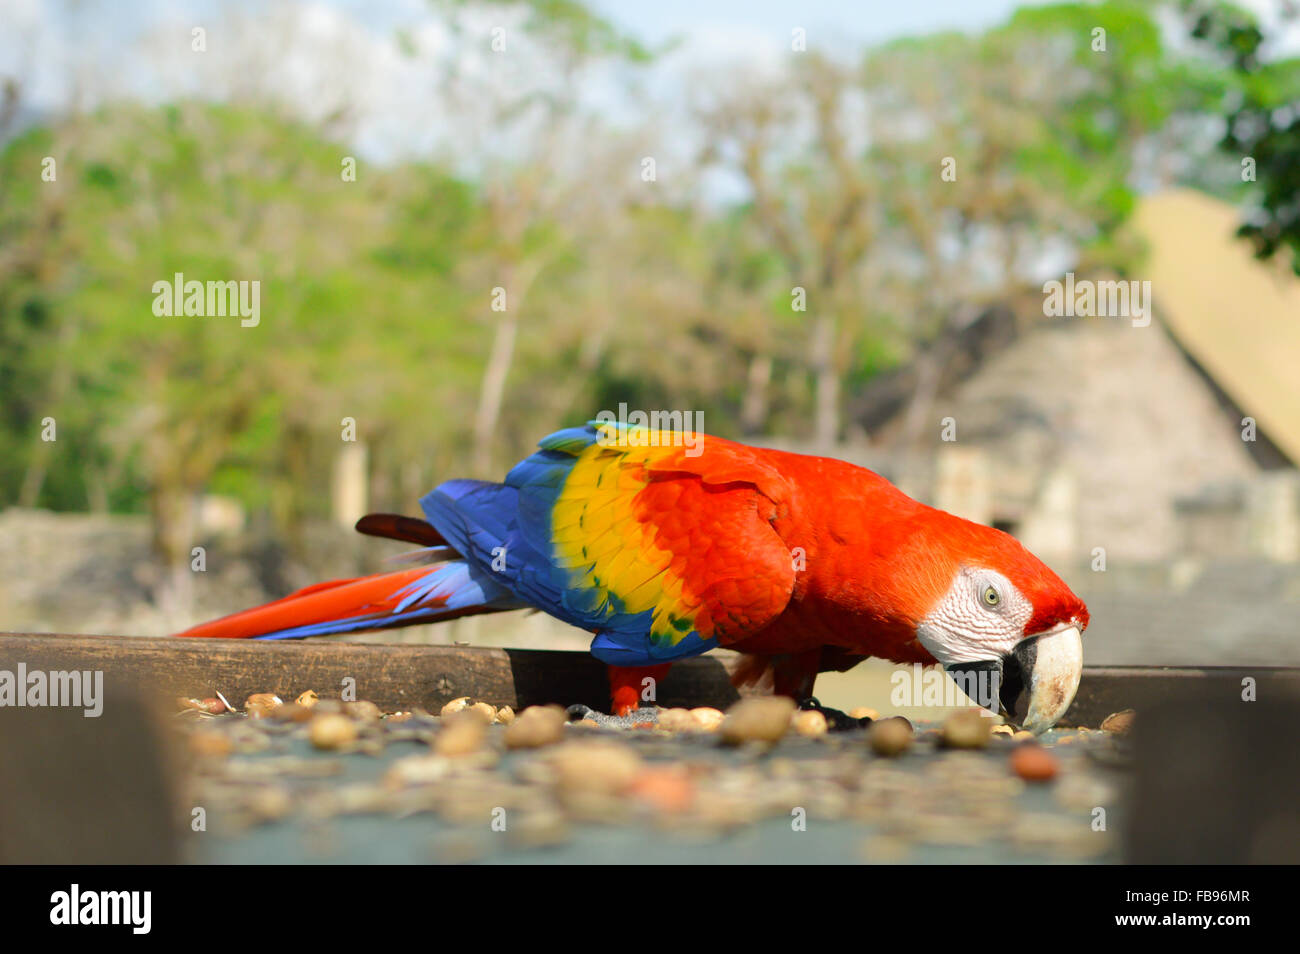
[
  {"x1": 2, "y1": 0, "x2": 1297, "y2": 163},
  {"x1": 586, "y1": 0, "x2": 1043, "y2": 47},
  {"x1": 0, "y1": 0, "x2": 1062, "y2": 122}
]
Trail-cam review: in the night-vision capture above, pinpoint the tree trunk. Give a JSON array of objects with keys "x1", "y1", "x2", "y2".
[
  {"x1": 473, "y1": 306, "x2": 518, "y2": 476},
  {"x1": 741, "y1": 353, "x2": 773, "y2": 434},
  {"x1": 811, "y1": 314, "x2": 839, "y2": 449},
  {"x1": 17, "y1": 452, "x2": 47, "y2": 507},
  {"x1": 898, "y1": 340, "x2": 949, "y2": 451}
]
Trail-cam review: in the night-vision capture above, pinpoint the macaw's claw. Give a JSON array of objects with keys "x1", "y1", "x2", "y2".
[{"x1": 799, "y1": 696, "x2": 872, "y2": 732}]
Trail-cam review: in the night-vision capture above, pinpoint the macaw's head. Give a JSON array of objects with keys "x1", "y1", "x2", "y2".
[{"x1": 907, "y1": 515, "x2": 1089, "y2": 735}]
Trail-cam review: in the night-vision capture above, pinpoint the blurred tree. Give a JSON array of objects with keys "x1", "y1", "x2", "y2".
[
  {"x1": 866, "y1": 2, "x2": 1231, "y2": 446},
  {"x1": 428, "y1": 0, "x2": 653, "y2": 473},
  {"x1": 1184, "y1": 0, "x2": 1300, "y2": 274},
  {"x1": 0, "y1": 103, "x2": 475, "y2": 582},
  {"x1": 697, "y1": 54, "x2": 883, "y2": 447}
]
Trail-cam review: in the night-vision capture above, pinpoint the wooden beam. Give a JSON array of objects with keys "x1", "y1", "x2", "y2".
[
  {"x1": 1064, "y1": 664, "x2": 1300, "y2": 725},
  {"x1": 0, "y1": 632, "x2": 749, "y2": 712},
  {"x1": 3, "y1": 634, "x2": 1297, "y2": 723}
]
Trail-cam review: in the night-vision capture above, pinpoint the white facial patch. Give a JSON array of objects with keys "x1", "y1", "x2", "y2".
[{"x1": 915, "y1": 566, "x2": 1034, "y2": 666}]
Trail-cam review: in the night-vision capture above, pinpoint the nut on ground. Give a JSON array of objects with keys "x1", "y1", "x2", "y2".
[
  {"x1": 434, "y1": 710, "x2": 488, "y2": 756},
  {"x1": 689, "y1": 707, "x2": 725, "y2": 731},
  {"x1": 309, "y1": 713, "x2": 358, "y2": 750},
  {"x1": 271, "y1": 702, "x2": 314, "y2": 723},
  {"x1": 657, "y1": 708, "x2": 700, "y2": 732},
  {"x1": 719, "y1": 697, "x2": 796, "y2": 744},
  {"x1": 791, "y1": 709, "x2": 828, "y2": 737},
  {"x1": 440, "y1": 696, "x2": 474, "y2": 717},
  {"x1": 504, "y1": 705, "x2": 567, "y2": 749},
  {"x1": 550, "y1": 740, "x2": 642, "y2": 795},
  {"x1": 1010, "y1": 744, "x2": 1059, "y2": 782},
  {"x1": 869, "y1": 716, "x2": 914, "y2": 756},
  {"x1": 178, "y1": 697, "x2": 229, "y2": 715},
  {"x1": 1100, "y1": 709, "x2": 1135, "y2": 735},
  {"x1": 244, "y1": 693, "x2": 283, "y2": 718},
  {"x1": 345, "y1": 700, "x2": 382, "y2": 721},
  {"x1": 941, "y1": 710, "x2": 993, "y2": 749}
]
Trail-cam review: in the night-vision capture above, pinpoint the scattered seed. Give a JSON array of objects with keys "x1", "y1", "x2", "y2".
[
  {"x1": 869, "y1": 717, "x2": 914, "y2": 756},
  {"x1": 719, "y1": 697, "x2": 795, "y2": 744},
  {"x1": 310, "y1": 713, "x2": 359, "y2": 750},
  {"x1": 1010, "y1": 744, "x2": 1059, "y2": 782},
  {"x1": 791, "y1": 709, "x2": 829, "y2": 738},
  {"x1": 440, "y1": 697, "x2": 473, "y2": 717},
  {"x1": 346, "y1": 700, "x2": 382, "y2": 722},
  {"x1": 941, "y1": 710, "x2": 993, "y2": 749},
  {"x1": 384, "y1": 754, "x2": 453, "y2": 787},
  {"x1": 296, "y1": 690, "x2": 320, "y2": 708},
  {"x1": 1100, "y1": 709, "x2": 1135, "y2": 736},
  {"x1": 271, "y1": 702, "x2": 314, "y2": 723},
  {"x1": 657, "y1": 708, "x2": 699, "y2": 733},
  {"x1": 550, "y1": 740, "x2": 643, "y2": 795},
  {"x1": 504, "y1": 705, "x2": 567, "y2": 749},
  {"x1": 689, "y1": 707, "x2": 725, "y2": 732},
  {"x1": 178, "y1": 697, "x2": 229, "y2": 715},
  {"x1": 434, "y1": 711, "x2": 488, "y2": 757}
]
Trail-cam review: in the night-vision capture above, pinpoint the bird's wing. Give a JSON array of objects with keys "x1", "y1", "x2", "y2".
[{"x1": 422, "y1": 422, "x2": 797, "y2": 666}]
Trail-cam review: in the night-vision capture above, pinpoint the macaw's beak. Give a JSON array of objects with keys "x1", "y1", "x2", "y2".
[
  {"x1": 945, "y1": 626, "x2": 1083, "y2": 736},
  {"x1": 999, "y1": 626, "x2": 1084, "y2": 735}
]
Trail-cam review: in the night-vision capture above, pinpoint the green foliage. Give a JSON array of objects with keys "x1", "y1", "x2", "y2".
[
  {"x1": 0, "y1": 103, "x2": 479, "y2": 540},
  {"x1": 1185, "y1": 0, "x2": 1300, "y2": 273}
]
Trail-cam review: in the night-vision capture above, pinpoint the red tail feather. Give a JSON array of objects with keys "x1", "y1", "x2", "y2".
[{"x1": 175, "y1": 566, "x2": 437, "y2": 639}]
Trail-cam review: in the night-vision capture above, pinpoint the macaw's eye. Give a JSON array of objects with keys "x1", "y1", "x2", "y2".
[{"x1": 982, "y1": 585, "x2": 1000, "y2": 607}]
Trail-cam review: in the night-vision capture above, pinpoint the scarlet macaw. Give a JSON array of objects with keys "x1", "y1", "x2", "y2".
[{"x1": 178, "y1": 422, "x2": 1088, "y2": 732}]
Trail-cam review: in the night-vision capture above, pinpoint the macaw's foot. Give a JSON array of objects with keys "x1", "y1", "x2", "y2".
[
  {"x1": 607, "y1": 663, "x2": 672, "y2": 717},
  {"x1": 799, "y1": 696, "x2": 872, "y2": 733}
]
